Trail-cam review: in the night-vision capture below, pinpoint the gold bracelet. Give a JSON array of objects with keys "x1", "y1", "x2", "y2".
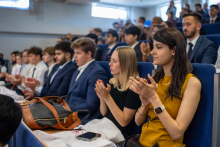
[{"x1": 138, "y1": 109, "x2": 147, "y2": 116}]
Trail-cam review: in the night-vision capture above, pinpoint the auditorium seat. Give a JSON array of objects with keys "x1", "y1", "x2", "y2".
[
  {"x1": 97, "y1": 44, "x2": 108, "y2": 52},
  {"x1": 205, "y1": 34, "x2": 220, "y2": 48},
  {"x1": 4, "y1": 59, "x2": 9, "y2": 72},
  {"x1": 202, "y1": 22, "x2": 220, "y2": 35},
  {"x1": 183, "y1": 63, "x2": 215, "y2": 147},
  {"x1": 9, "y1": 122, "x2": 45, "y2": 147},
  {"x1": 132, "y1": 62, "x2": 154, "y2": 135}
]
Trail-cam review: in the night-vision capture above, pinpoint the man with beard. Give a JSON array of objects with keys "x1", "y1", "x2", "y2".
[
  {"x1": 182, "y1": 12, "x2": 217, "y2": 64},
  {"x1": 22, "y1": 41, "x2": 77, "y2": 99}
]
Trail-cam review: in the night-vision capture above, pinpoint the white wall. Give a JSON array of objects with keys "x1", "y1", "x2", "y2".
[
  {"x1": 145, "y1": 7, "x2": 157, "y2": 21},
  {"x1": 0, "y1": 1, "x2": 146, "y2": 60}
]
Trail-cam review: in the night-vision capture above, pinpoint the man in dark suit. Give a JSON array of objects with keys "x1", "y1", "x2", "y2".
[
  {"x1": 182, "y1": 12, "x2": 217, "y2": 64},
  {"x1": 85, "y1": 33, "x2": 103, "y2": 61},
  {"x1": 101, "y1": 30, "x2": 119, "y2": 61},
  {"x1": 205, "y1": 5, "x2": 220, "y2": 24},
  {"x1": 124, "y1": 26, "x2": 143, "y2": 62},
  {"x1": 195, "y1": 4, "x2": 206, "y2": 15},
  {"x1": 68, "y1": 38, "x2": 108, "y2": 124},
  {"x1": 22, "y1": 41, "x2": 78, "y2": 99}
]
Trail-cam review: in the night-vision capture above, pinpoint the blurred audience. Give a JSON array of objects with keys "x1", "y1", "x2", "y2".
[
  {"x1": 137, "y1": 17, "x2": 146, "y2": 25},
  {"x1": 94, "y1": 28, "x2": 105, "y2": 44},
  {"x1": 56, "y1": 37, "x2": 64, "y2": 44},
  {"x1": 167, "y1": 12, "x2": 177, "y2": 27},
  {"x1": 195, "y1": 3, "x2": 206, "y2": 15},
  {"x1": 185, "y1": 3, "x2": 192, "y2": 13},
  {"x1": 118, "y1": 28, "x2": 125, "y2": 42},
  {"x1": 205, "y1": 5, "x2": 220, "y2": 24},
  {"x1": 161, "y1": 20, "x2": 174, "y2": 28},
  {"x1": 179, "y1": 8, "x2": 187, "y2": 21},
  {"x1": 86, "y1": 33, "x2": 103, "y2": 61},
  {"x1": 166, "y1": 1, "x2": 177, "y2": 18},
  {"x1": 65, "y1": 33, "x2": 73, "y2": 41},
  {"x1": 102, "y1": 30, "x2": 118, "y2": 61},
  {"x1": 124, "y1": 26, "x2": 142, "y2": 62},
  {"x1": 203, "y1": 3, "x2": 209, "y2": 14},
  {"x1": 136, "y1": 23, "x2": 146, "y2": 40}
]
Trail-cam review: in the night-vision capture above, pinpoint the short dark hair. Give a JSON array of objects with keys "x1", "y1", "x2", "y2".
[
  {"x1": 0, "y1": 57, "x2": 5, "y2": 65},
  {"x1": 124, "y1": 26, "x2": 141, "y2": 40},
  {"x1": 11, "y1": 51, "x2": 19, "y2": 56},
  {"x1": 0, "y1": 53, "x2": 3, "y2": 58},
  {"x1": 28, "y1": 46, "x2": 43, "y2": 59},
  {"x1": 139, "y1": 17, "x2": 146, "y2": 22},
  {"x1": 113, "y1": 22, "x2": 119, "y2": 25},
  {"x1": 94, "y1": 28, "x2": 102, "y2": 33},
  {"x1": 86, "y1": 33, "x2": 98, "y2": 44},
  {"x1": 15, "y1": 52, "x2": 22, "y2": 58},
  {"x1": 195, "y1": 3, "x2": 201, "y2": 8},
  {"x1": 210, "y1": 4, "x2": 218, "y2": 10},
  {"x1": 0, "y1": 94, "x2": 22, "y2": 146},
  {"x1": 54, "y1": 41, "x2": 74, "y2": 59},
  {"x1": 165, "y1": 20, "x2": 174, "y2": 27},
  {"x1": 106, "y1": 29, "x2": 118, "y2": 41},
  {"x1": 71, "y1": 38, "x2": 96, "y2": 59},
  {"x1": 183, "y1": 12, "x2": 202, "y2": 23}
]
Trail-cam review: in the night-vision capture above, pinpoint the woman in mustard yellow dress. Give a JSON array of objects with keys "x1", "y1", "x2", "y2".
[{"x1": 129, "y1": 28, "x2": 201, "y2": 147}]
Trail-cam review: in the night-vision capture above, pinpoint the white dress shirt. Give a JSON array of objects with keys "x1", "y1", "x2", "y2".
[
  {"x1": 130, "y1": 41, "x2": 139, "y2": 49},
  {"x1": 75, "y1": 59, "x2": 95, "y2": 82},
  {"x1": 0, "y1": 65, "x2": 7, "y2": 73},
  {"x1": 48, "y1": 63, "x2": 56, "y2": 76},
  {"x1": 186, "y1": 35, "x2": 200, "y2": 53},
  {"x1": 28, "y1": 61, "x2": 48, "y2": 86},
  {"x1": 21, "y1": 64, "x2": 34, "y2": 78},
  {"x1": 107, "y1": 43, "x2": 117, "y2": 54},
  {"x1": 210, "y1": 16, "x2": 217, "y2": 23},
  {"x1": 36, "y1": 62, "x2": 70, "y2": 94},
  {"x1": 11, "y1": 63, "x2": 21, "y2": 75}
]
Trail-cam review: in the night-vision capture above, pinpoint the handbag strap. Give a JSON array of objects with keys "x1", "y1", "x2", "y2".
[{"x1": 38, "y1": 98, "x2": 81, "y2": 130}]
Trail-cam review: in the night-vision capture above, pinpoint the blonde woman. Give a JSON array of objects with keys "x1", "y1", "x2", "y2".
[{"x1": 95, "y1": 47, "x2": 141, "y2": 138}]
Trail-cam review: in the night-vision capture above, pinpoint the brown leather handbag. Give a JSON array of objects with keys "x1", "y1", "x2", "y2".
[{"x1": 21, "y1": 95, "x2": 90, "y2": 130}]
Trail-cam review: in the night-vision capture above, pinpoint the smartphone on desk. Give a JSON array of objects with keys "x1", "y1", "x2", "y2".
[{"x1": 76, "y1": 132, "x2": 101, "y2": 141}]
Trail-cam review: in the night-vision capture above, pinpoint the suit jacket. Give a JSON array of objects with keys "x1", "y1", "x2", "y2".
[
  {"x1": 67, "y1": 61, "x2": 108, "y2": 124},
  {"x1": 101, "y1": 44, "x2": 119, "y2": 61},
  {"x1": 133, "y1": 42, "x2": 143, "y2": 62},
  {"x1": 205, "y1": 17, "x2": 220, "y2": 24},
  {"x1": 189, "y1": 35, "x2": 217, "y2": 64},
  {"x1": 43, "y1": 64, "x2": 59, "y2": 86},
  {"x1": 40, "y1": 62, "x2": 78, "y2": 97},
  {"x1": 95, "y1": 47, "x2": 103, "y2": 61}
]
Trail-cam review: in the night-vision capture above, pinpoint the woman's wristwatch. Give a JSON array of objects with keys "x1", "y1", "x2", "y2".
[{"x1": 154, "y1": 105, "x2": 165, "y2": 114}]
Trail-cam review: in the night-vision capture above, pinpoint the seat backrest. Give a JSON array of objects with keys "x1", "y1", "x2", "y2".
[
  {"x1": 116, "y1": 42, "x2": 128, "y2": 47},
  {"x1": 132, "y1": 62, "x2": 155, "y2": 135},
  {"x1": 183, "y1": 63, "x2": 215, "y2": 147},
  {"x1": 205, "y1": 34, "x2": 220, "y2": 49},
  {"x1": 4, "y1": 59, "x2": 9, "y2": 72},
  {"x1": 139, "y1": 40, "x2": 148, "y2": 44},
  {"x1": 202, "y1": 22, "x2": 220, "y2": 35},
  {"x1": 177, "y1": 27, "x2": 183, "y2": 34},
  {"x1": 97, "y1": 44, "x2": 108, "y2": 52},
  {"x1": 9, "y1": 123, "x2": 45, "y2": 147},
  {"x1": 96, "y1": 61, "x2": 112, "y2": 80}
]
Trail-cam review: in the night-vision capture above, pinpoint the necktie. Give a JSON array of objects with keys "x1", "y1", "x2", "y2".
[
  {"x1": 211, "y1": 20, "x2": 214, "y2": 24},
  {"x1": 188, "y1": 42, "x2": 193, "y2": 60},
  {"x1": 103, "y1": 48, "x2": 110, "y2": 61},
  {"x1": 19, "y1": 67, "x2": 22, "y2": 76},
  {"x1": 32, "y1": 68, "x2": 36, "y2": 77}
]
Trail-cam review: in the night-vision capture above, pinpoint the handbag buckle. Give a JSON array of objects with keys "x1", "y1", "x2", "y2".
[{"x1": 20, "y1": 101, "x2": 29, "y2": 106}]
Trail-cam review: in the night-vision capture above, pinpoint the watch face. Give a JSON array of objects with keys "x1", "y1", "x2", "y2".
[{"x1": 155, "y1": 107, "x2": 162, "y2": 114}]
